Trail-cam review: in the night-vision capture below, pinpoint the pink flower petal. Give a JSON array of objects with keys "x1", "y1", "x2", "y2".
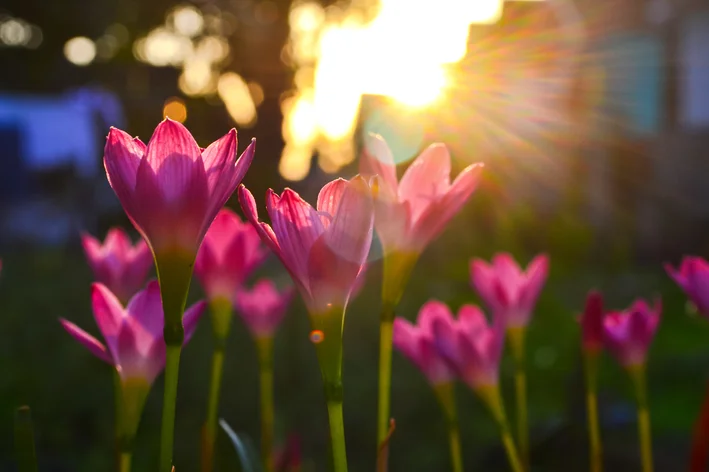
[
  {"x1": 201, "y1": 129, "x2": 238, "y2": 193},
  {"x1": 518, "y1": 254, "x2": 549, "y2": 312},
  {"x1": 317, "y1": 178, "x2": 348, "y2": 219},
  {"x1": 398, "y1": 143, "x2": 451, "y2": 222},
  {"x1": 144, "y1": 119, "x2": 202, "y2": 202},
  {"x1": 125, "y1": 280, "x2": 164, "y2": 351},
  {"x1": 183, "y1": 300, "x2": 207, "y2": 343},
  {"x1": 60, "y1": 318, "x2": 112, "y2": 364},
  {"x1": 90, "y1": 283, "x2": 126, "y2": 359},
  {"x1": 103, "y1": 129, "x2": 146, "y2": 215},
  {"x1": 360, "y1": 133, "x2": 398, "y2": 193}
]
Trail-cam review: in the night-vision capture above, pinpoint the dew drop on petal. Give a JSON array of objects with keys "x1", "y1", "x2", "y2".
[{"x1": 310, "y1": 330, "x2": 324, "y2": 344}]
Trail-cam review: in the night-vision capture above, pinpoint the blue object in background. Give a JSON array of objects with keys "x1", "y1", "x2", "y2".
[{"x1": 598, "y1": 32, "x2": 665, "y2": 136}]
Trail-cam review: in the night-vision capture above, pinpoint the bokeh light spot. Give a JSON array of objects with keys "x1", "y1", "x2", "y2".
[
  {"x1": 163, "y1": 97, "x2": 188, "y2": 123},
  {"x1": 363, "y1": 104, "x2": 426, "y2": 165},
  {"x1": 309, "y1": 330, "x2": 324, "y2": 344},
  {"x1": 64, "y1": 37, "x2": 96, "y2": 66}
]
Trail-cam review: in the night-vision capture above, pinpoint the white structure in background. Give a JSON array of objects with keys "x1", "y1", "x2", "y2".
[{"x1": 280, "y1": 0, "x2": 559, "y2": 181}]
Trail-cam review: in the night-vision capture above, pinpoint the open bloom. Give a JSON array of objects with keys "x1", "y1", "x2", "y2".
[
  {"x1": 60, "y1": 280, "x2": 206, "y2": 384},
  {"x1": 81, "y1": 228, "x2": 153, "y2": 303},
  {"x1": 195, "y1": 208, "x2": 267, "y2": 301},
  {"x1": 235, "y1": 279, "x2": 294, "y2": 338},
  {"x1": 431, "y1": 301, "x2": 505, "y2": 390},
  {"x1": 360, "y1": 134, "x2": 483, "y2": 254},
  {"x1": 238, "y1": 176, "x2": 373, "y2": 315},
  {"x1": 393, "y1": 301, "x2": 455, "y2": 385},
  {"x1": 103, "y1": 118, "x2": 255, "y2": 256},
  {"x1": 603, "y1": 299, "x2": 661, "y2": 368},
  {"x1": 580, "y1": 291, "x2": 604, "y2": 354},
  {"x1": 470, "y1": 253, "x2": 549, "y2": 328},
  {"x1": 665, "y1": 257, "x2": 709, "y2": 317}
]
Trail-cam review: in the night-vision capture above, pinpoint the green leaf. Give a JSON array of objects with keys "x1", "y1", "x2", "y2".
[{"x1": 219, "y1": 419, "x2": 263, "y2": 472}]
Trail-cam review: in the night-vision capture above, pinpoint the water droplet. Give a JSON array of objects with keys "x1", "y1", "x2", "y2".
[{"x1": 310, "y1": 330, "x2": 324, "y2": 343}]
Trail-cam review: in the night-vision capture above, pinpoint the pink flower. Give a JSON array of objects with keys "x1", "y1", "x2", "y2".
[
  {"x1": 238, "y1": 176, "x2": 373, "y2": 315},
  {"x1": 470, "y1": 253, "x2": 549, "y2": 328},
  {"x1": 580, "y1": 291, "x2": 604, "y2": 353},
  {"x1": 360, "y1": 134, "x2": 483, "y2": 254},
  {"x1": 430, "y1": 301, "x2": 505, "y2": 390},
  {"x1": 235, "y1": 279, "x2": 294, "y2": 338},
  {"x1": 665, "y1": 257, "x2": 709, "y2": 317},
  {"x1": 60, "y1": 280, "x2": 206, "y2": 384},
  {"x1": 194, "y1": 208, "x2": 267, "y2": 301},
  {"x1": 103, "y1": 118, "x2": 255, "y2": 256},
  {"x1": 603, "y1": 299, "x2": 661, "y2": 368},
  {"x1": 393, "y1": 301, "x2": 456, "y2": 385},
  {"x1": 81, "y1": 228, "x2": 153, "y2": 303}
]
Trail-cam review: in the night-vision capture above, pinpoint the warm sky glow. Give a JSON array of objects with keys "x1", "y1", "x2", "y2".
[{"x1": 280, "y1": 0, "x2": 514, "y2": 181}]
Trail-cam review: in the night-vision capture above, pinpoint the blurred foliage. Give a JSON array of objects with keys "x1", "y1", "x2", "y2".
[{"x1": 1, "y1": 192, "x2": 708, "y2": 472}]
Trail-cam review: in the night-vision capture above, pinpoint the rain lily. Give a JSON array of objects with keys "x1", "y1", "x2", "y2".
[
  {"x1": 81, "y1": 228, "x2": 153, "y2": 303},
  {"x1": 430, "y1": 301, "x2": 522, "y2": 472},
  {"x1": 603, "y1": 299, "x2": 661, "y2": 368},
  {"x1": 59, "y1": 281, "x2": 205, "y2": 440},
  {"x1": 239, "y1": 176, "x2": 374, "y2": 472},
  {"x1": 393, "y1": 302, "x2": 455, "y2": 386},
  {"x1": 195, "y1": 208, "x2": 267, "y2": 303},
  {"x1": 362, "y1": 134, "x2": 483, "y2": 451},
  {"x1": 103, "y1": 118, "x2": 255, "y2": 258},
  {"x1": 104, "y1": 118, "x2": 253, "y2": 471},
  {"x1": 235, "y1": 279, "x2": 294, "y2": 339},
  {"x1": 361, "y1": 134, "x2": 484, "y2": 260},
  {"x1": 580, "y1": 290, "x2": 604, "y2": 354},
  {"x1": 470, "y1": 253, "x2": 549, "y2": 329},
  {"x1": 431, "y1": 302, "x2": 505, "y2": 390},
  {"x1": 665, "y1": 257, "x2": 709, "y2": 317},
  {"x1": 238, "y1": 176, "x2": 373, "y2": 316}
]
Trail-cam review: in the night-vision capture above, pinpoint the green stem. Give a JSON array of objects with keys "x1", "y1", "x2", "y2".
[
  {"x1": 479, "y1": 386, "x2": 524, "y2": 472},
  {"x1": 583, "y1": 353, "x2": 603, "y2": 472},
  {"x1": 113, "y1": 370, "x2": 124, "y2": 467},
  {"x1": 202, "y1": 348, "x2": 225, "y2": 472},
  {"x1": 257, "y1": 337, "x2": 275, "y2": 472},
  {"x1": 160, "y1": 345, "x2": 182, "y2": 472},
  {"x1": 120, "y1": 452, "x2": 132, "y2": 472},
  {"x1": 433, "y1": 383, "x2": 464, "y2": 472},
  {"x1": 14, "y1": 406, "x2": 38, "y2": 472},
  {"x1": 377, "y1": 314, "x2": 395, "y2": 447},
  {"x1": 630, "y1": 365, "x2": 653, "y2": 472},
  {"x1": 508, "y1": 327, "x2": 529, "y2": 469},
  {"x1": 327, "y1": 400, "x2": 348, "y2": 472},
  {"x1": 312, "y1": 305, "x2": 348, "y2": 472}
]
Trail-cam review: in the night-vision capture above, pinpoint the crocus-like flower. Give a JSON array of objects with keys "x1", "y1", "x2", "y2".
[
  {"x1": 81, "y1": 228, "x2": 153, "y2": 303},
  {"x1": 430, "y1": 301, "x2": 505, "y2": 390},
  {"x1": 603, "y1": 299, "x2": 661, "y2": 368},
  {"x1": 360, "y1": 134, "x2": 484, "y2": 255},
  {"x1": 238, "y1": 176, "x2": 373, "y2": 315},
  {"x1": 195, "y1": 208, "x2": 267, "y2": 301},
  {"x1": 580, "y1": 291, "x2": 604, "y2": 354},
  {"x1": 393, "y1": 301, "x2": 456, "y2": 385},
  {"x1": 470, "y1": 253, "x2": 549, "y2": 328},
  {"x1": 60, "y1": 281, "x2": 206, "y2": 384},
  {"x1": 665, "y1": 257, "x2": 709, "y2": 317},
  {"x1": 235, "y1": 279, "x2": 294, "y2": 339},
  {"x1": 103, "y1": 118, "x2": 255, "y2": 257}
]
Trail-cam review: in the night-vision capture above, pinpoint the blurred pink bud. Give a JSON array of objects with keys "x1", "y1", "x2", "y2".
[
  {"x1": 81, "y1": 228, "x2": 153, "y2": 303},
  {"x1": 239, "y1": 176, "x2": 373, "y2": 315},
  {"x1": 60, "y1": 280, "x2": 206, "y2": 384},
  {"x1": 603, "y1": 298, "x2": 661, "y2": 368},
  {"x1": 470, "y1": 253, "x2": 549, "y2": 328},
  {"x1": 194, "y1": 208, "x2": 267, "y2": 301},
  {"x1": 360, "y1": 134, "x2": 483, "y2": 254},
  {"x1": 580, "y1": 291, "x2": 604, "y2": 353},
  {"x1": 103, "y1": 118, "x2": 255, "y2": 257},
  {"x1": 393, "y1": 300, "x2": 456, "y2": 385},
  {"x1": 666, "y1": 257, "x2": 709, "y2": 317},
  {"x1": 235, "y1": 279, "x2": 294, "y2": 338},
  {"x1": 431, "y1": 301, "x2": 505, "y2": 390}
]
